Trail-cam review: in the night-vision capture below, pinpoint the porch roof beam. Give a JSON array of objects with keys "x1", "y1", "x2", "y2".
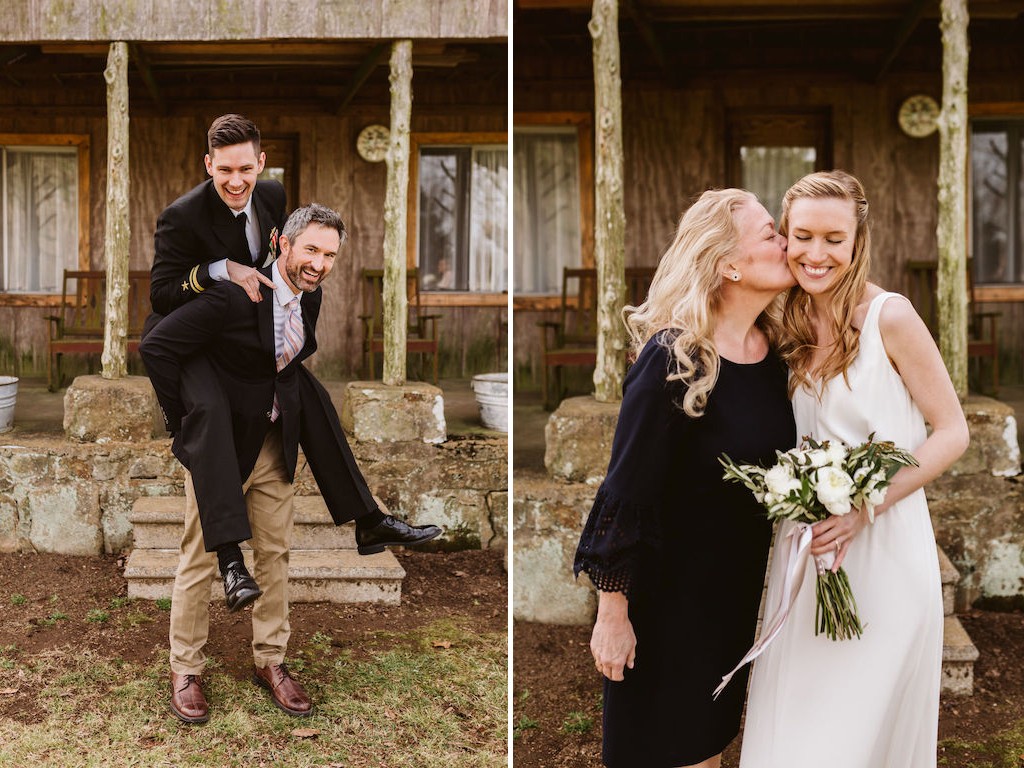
[
  {"x1": 335, "y1": 42, "x2": 390, "y2": 115},
  {"x1": 0, "y1": 0, "x2": 506, "y2": 42},
  {"x1": 127, "y1": 43, "x2": 166, "y2": 115},
  {"x1": 872, "y1": 0, "x2": 930, "y2": 82}
]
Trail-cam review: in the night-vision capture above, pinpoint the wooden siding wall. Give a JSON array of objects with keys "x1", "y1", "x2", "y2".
[
  {"x1": 513, "y1": 73, "x2": 1024, "y2": 389},
  {"x1": 0, "y1": 97, "x2": 506, "y2": 380}
]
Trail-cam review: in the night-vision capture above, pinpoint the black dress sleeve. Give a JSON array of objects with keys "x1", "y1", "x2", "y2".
[{"x1": 573, "y1": 335, "x2": 690, "y2": 595}]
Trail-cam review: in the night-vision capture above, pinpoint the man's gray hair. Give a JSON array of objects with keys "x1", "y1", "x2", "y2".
[{"x1": 282, "y1": 203, "x2": 347, "y2": 247}]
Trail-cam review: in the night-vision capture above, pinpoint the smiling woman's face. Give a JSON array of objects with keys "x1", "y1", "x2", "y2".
[{"x1": 785, "y1": 196, "x2": 858, "y2": 297}]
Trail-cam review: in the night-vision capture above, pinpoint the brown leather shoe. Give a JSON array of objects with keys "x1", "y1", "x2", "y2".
[
  {"x1": 252, "y1": 663, "x2": 312, "y2": 717},
  {"x1": 169, "y1": 672, "x2": 209, "y2": 724}
]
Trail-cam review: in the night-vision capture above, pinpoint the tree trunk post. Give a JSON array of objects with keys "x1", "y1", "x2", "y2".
[
  {"x1": 590, "y1": 0, "x2": 627, "y2": 403},
  {"x1": 101, "y1": 41, "x2": 131, "y2": 379},
  {"x1": 936, "y1": 0, "x2": 969, "y2": 400},
  {"x1": 383, "y1": 40, "x2": 412, "y2": 387}
]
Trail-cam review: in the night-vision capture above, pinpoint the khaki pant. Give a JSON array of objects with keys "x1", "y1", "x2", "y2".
[{"x1": 169, "y1": 426, "x2": 295, "y2": 674}]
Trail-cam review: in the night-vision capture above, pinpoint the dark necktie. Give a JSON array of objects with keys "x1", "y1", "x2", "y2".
[{"x1": 237, "y1": 211, "x2": 256, "y2": 263}]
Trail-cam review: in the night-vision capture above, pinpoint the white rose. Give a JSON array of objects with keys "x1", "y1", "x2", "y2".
[
  {"x1": 825, "y1": 443, "x2": 847, "y2": 467},
  {"x1": 806, "y1": 449, "x2": 828, "y2": 468},
  {"x1": 867, "y1": 486, "x2": 886, "y2": 506},
  {"x1": 853, "y1": 465, "x2": 873, "y2": 484},
  {"x1": 765, "y1": 464, "x2": 800, "y2": 497},
  {"x1": 814, "y1": 465, "x2": 854, "y2": 516}
]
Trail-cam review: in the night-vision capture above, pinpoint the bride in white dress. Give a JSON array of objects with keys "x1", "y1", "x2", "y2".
[{"x1": 739, "y1": 171, "x2": 969, "y2": 768}]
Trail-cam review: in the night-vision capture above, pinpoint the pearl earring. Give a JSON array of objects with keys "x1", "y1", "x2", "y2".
[{"x1": 731, "y1": 273, "x2": 740, "y2": 282}]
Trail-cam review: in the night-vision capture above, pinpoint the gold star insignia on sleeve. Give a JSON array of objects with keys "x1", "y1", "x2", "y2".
[{"x1": 182, "y1": 280, "x2": 189, "y2": 291}]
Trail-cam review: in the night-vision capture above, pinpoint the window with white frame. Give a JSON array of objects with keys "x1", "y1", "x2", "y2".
[
  {"x1": 971, "y1": 119, "x2": 1023, "y2": 284},
  {"x1": 416, "y1": 144, "x2": 507, "y2": 294},
  {"x1": 1, "y1": 144, "x2": 79, "y2": 294},
  {"x1": 513, "y1": 127, "x2": 582, "y2": 295}
]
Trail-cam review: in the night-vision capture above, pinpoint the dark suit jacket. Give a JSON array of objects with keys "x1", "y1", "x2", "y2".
[
  {"x1": 148, "y1": 178, "x2": 286, "y2": 321},
  {"x1": 141, "y1": 275, "x2": 317, "y2": 485}
]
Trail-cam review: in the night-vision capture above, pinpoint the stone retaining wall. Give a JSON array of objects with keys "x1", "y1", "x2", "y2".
[
  {"x1": 514, "y1": 393, "x2": 1023, "y2": 623},
  {"x1": 929, "y1": 395, "x2": 1023, "y2": 609},
  {"x1": 0, "y1": 434, "x2": 506, "y2": 556}
]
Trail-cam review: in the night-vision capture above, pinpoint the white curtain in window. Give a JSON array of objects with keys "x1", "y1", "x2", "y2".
[
  {"x1": 740, "y1": 146, "x2": 816, "y2": 223},
  {"x1": 3, "y1": 147, "x2": 78, "y2": 293},
  {"x1": 513, "y1": 131, "x2": 581, "y2": 294},
  {"x1": 469, "y1": 147, "x2": 508, "y2": 293}
]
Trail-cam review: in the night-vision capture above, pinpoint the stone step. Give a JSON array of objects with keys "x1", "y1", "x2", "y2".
[
  {"x1": 123, "y1": 548, "x2": 404, "y2": 605},
  {"x1": 942, "y1": 614, "x2": 980, "y2": 696},
  {"x1": 129, "y1": 496, "x2": 355, "y2": 551},
  {"x1": 938, "y1": 546, "x2": 960, "y2": 617}
]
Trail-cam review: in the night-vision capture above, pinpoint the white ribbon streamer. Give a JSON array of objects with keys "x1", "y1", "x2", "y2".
[{"x1": 713, "y1": 521, "x2": 814, "y2": 700}]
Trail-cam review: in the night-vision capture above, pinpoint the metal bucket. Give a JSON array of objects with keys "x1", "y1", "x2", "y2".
[
  {"x1": 0, "y1": 376, "x2": 17, "y2": 433},
  {"x1": 471, "y1": 372, "x2": 508, "y2": 432}
]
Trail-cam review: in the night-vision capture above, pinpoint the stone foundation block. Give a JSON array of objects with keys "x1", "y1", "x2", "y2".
[
  {"x1": 63, "y1": 375, "x2": 162, "y2": 443},
  {"x1": 26, "y1": 483, "x2": 103, "y2": 555},
  {"x1": 952, "y1": 395, "x2": 1021, "y2": 477},
  {"x1": 544, "y1": 396, "x2": 620, "y2": 483},
  {"x1": 341, "y1": 381, "x2": 446, "y2": 444},
  {"x1": 942, "y1": 615, "x2": 980, "y2": 696},
  {"x1": 513, "y1": 473, "x2": 598, "y2": 624}
]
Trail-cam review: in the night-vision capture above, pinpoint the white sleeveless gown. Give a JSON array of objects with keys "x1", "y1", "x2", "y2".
[{"x1": 739, "y1": 293, "x2": 943, "y2": 768}]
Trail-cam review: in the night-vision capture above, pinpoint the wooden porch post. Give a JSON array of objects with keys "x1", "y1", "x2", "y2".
[
  {"x1": 936, "y1": 0, "x2": 969, "y2": 399},
  {"x1": 101, "y1": 41, "x2": 130, "y2": 380},
  {"x1": 590, "y1": 0, "x2": 627, "y2": 403},
  {"x1": 382, "y1": 40, "x2": 412, "y2": 387}
]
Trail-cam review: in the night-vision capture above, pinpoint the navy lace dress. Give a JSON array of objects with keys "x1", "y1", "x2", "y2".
[{"x1": 575, "y1": 335, "x2": 796, "y2": 767}]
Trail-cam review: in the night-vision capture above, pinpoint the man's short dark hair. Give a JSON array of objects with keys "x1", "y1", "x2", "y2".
[
  {"x1": 207, "y1": 114, "x2": 261, "y2": 155},
  {"x1": 283, "y1": 203, "x2": 348, "y2": 248}
]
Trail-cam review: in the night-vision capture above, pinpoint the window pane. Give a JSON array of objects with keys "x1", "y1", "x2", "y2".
[
  {"x1": 513, "y1": 129, "x2": 581, "y2": 294},
  {"x1": 418, "y1": 148, "x2": 470, "y2": 291},
  {"x1": 469, "y1": 147, "x2": 508, "y2": 293},
  {"x1": 971, "y1": 129, "x2": 1013, "y2": 283},
  {"x1": 417, "y1": 144, "x2": 508, "y2": 294},
  {"x1": 2, "y1": 147, "x2": 78, "y2": 293},
  {"x1": 740, "y1": 146, "x2": 816, "y2": 223}
]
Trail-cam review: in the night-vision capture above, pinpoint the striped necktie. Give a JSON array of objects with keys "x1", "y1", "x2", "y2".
[{"x1": 270, "y1": 295, "x2": 303, "y2": 422}]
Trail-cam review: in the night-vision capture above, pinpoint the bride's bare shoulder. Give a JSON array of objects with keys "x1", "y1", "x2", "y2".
[{"x1": 851, "y1": 284, "x2": 885, "y2": 329}]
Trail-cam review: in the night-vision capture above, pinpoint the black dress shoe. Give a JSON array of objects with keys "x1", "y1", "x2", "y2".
[
  {"x1": 355, "y1": 515, "x2": 442, "y2": 555},
  {"x1": 222, "y1": 560, "x2": 262, "y2": 612}
]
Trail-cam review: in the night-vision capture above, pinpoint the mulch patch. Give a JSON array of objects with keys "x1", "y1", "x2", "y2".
[
  {"x1": 514, "y1": 608, "x2": 1024, "y2": 768},
  {"x1": 0, "y1": 549, "x2": 506, "y2": 720}
]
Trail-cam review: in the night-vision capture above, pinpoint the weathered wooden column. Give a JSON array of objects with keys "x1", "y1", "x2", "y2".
[
  {"x1": 101, "y1": 41, "x2": 130, "y2": 379},
  {"x1": 589, "y1": 0, "x2": 627, "y2": 402},
  {"x1": 64, "y1": 40, "x2": 156, "y2": 443},
  {"x1": 936, "y1": 0, "x2": 969, "y2": 399},
  {"x1": 382, "y1": 40, "x2": 412, "y2": 386}
]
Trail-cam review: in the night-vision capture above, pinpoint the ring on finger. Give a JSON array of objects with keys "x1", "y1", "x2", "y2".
[{"x1": 835, "y1": 538, "x2": 842, "y2": 552}]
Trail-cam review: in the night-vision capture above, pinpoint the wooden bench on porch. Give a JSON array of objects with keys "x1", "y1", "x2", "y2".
[
  {"x1": 538, "y1": 266, "x2": 656, "y2": 410},
  {"x1": 906, "y1": 259, "x2": 999, "y2": 395},
  {"x1": 359, "y1": 267, "x2": 441, "y2": 384},
  {"x1": 47, "y1": 270, "x2": 151, "y2": 391}
]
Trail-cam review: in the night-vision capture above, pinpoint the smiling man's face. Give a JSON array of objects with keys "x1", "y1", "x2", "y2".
[
  {"x1": 204, "y1": 141, "x2": 265, "y2": 212},
  {"x1": 280, "y1": 224, "x2": 340, "y2": 293}
]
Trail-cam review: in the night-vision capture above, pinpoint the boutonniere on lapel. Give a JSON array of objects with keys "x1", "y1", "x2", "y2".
[{"x1": 268, "y1": 227, "x2": 279, "y2": 259}]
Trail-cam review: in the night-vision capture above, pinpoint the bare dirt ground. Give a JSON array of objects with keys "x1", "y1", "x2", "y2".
[
  {"x1": 0, "y1": 549, "x2": 507, "y2": 723},
  {"x1": 514, "y1": 609, "x2": 1024, "y2": 767}
]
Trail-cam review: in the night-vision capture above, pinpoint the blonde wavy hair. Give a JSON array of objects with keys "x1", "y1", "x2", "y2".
[
  {"x1": 777, "y1": 170, "x2": 871, "y2": 396},
  {"x1": 626, "y1": 188, "x2": 777, "y2": 418}
]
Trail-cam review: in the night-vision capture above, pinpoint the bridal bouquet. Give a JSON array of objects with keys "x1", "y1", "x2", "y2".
[{"x1": 719, "y1": 435, "x2": 918, "y2": 641}]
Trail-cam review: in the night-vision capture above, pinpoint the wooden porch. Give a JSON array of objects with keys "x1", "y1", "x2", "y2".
[{"x1": 512, "y1": 0, "x2": 1024, "y2": 397}]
